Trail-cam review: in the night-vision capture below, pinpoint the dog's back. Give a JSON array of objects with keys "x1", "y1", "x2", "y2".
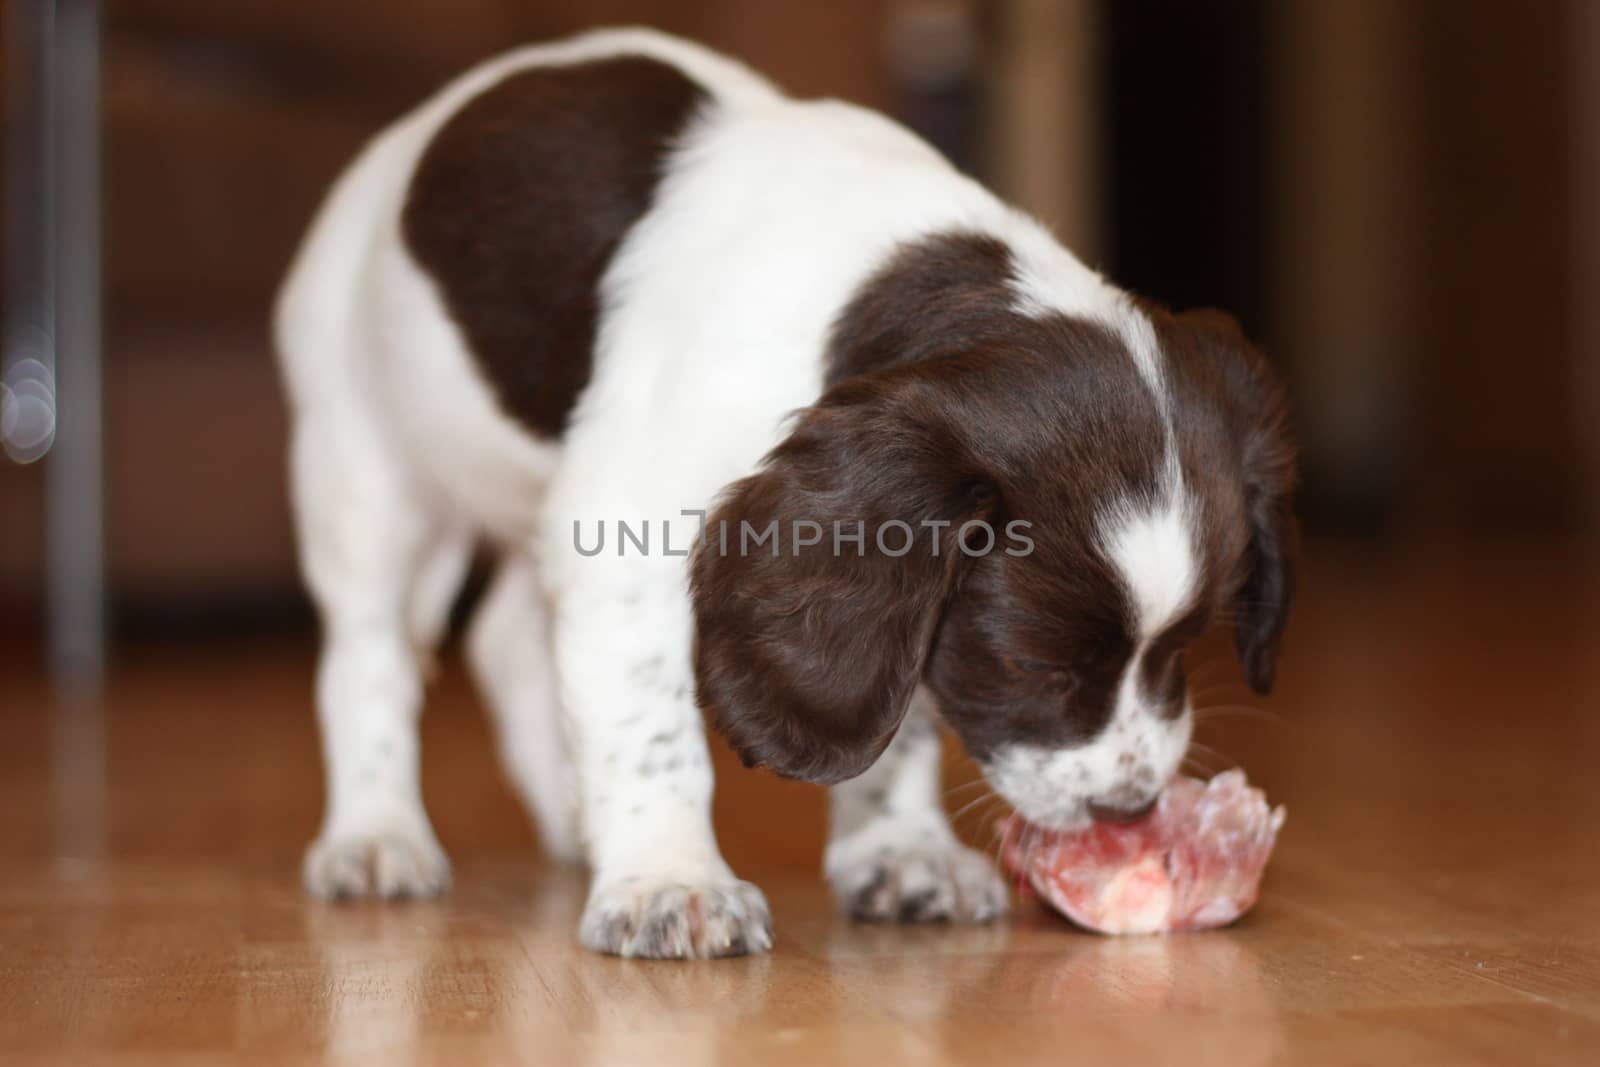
[{"x1": 273, "y1": 30, "x2": 787, "y2": 535}]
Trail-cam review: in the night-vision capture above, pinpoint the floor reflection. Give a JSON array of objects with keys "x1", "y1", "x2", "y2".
[
  {"x1": 302, "y1": 900, "x2": 447, "y2": 1067},
  {"x1": 906, "y1": 925, "x2": 1285, "y2": 1065}
]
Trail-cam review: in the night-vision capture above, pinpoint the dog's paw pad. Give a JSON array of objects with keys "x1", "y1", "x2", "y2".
[
  {"x1": 303, "y1": 828, "x2": 451, "y2": 900},
  {"x1": 829, "y1": 840, "x2": 1008, "y2": 923},
  {"x1": 580, "y1": 878, "x2": 772, "y2": 958}
]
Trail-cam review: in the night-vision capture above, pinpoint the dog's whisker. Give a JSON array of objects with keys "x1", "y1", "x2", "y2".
[
  {"x1": 953, "y1": 797, "x2": 1008, "y2": 851},
  {"x1": 987, "y1": 823, "x2": 1010, "y2": 877},
  {"x1": 948, "y1": 789, "x2": 1001, "y2": 828},
  {"x1": 1010, "y1": 823, "x2": 1035, "y2": 895},
  {"x1": 941, "y1": 777, "x2": 991, "y2": 802},
  {"x1": 1192, "y1": 703, "x2": 1286, "y2": 726},
  {"x1": 1019, "y1": 822, "x2": 1053, "y2": 897},
  {"x1": 1189, "y1": 687, "x2": 1252, "y2": 706},
  {"x1": 964, "y1": 796, "x2": 1011, "y2": 844},
  {"x1": 1183, "y1": 740, "x2": 1238, "y2": 774}
]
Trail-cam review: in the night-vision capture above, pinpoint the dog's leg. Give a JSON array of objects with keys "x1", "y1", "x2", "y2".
[
  {"x1": 467, "y1": 554, "x2": 582, "y2": 865},
  {"x1": 292, "y1": 415, "x2": 453, "y2": 900},
  {"x1": 407, "y1": 531, "x2": 472, "y2": 681},
  {"x1": 549, "y1": 560, "x2": 771, "y2": 958},
  {"x1": 825, "y1": 689, "x2": 1007, "y2": 922}
]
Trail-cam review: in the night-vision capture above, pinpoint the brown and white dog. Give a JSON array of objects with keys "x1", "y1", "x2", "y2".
[{"x1": 275, "y1": 28, "x2": 1296, "y2": 959}]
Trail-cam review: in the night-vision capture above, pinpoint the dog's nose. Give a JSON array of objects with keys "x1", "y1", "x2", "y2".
[{"x1": 1087, "y1": 795, "x2": 1159, "y2": 825}]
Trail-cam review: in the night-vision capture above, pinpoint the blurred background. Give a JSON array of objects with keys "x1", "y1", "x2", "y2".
[{"x1": 2, "y1": 0, "x2": 1596, "y2": 671}]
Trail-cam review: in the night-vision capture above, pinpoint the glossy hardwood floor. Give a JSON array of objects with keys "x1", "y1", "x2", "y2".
[{"x1": 2, "y1": 542, "x2": 1598, "y2": 1065}]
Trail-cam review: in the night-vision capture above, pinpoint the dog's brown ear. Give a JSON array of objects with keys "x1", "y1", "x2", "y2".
[
  {"x1": 690, "y1": 367, "x2": 994, "y2": 784},
  {"x1": 1235, "y1": 450, "x2": 1297, "y2": 694},
  {"x1": 1184, "y1": 309, "x2": 1299, "y2": 694}
]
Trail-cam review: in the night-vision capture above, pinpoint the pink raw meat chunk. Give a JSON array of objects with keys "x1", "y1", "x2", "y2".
[{"x1": 1000, "y1": 770, "x2": 1285, "y2": 934}]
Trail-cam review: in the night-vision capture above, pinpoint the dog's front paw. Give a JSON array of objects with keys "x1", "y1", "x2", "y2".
[
  {"x1": 826, "y1": 830, "x2": 1008, "y2": 923},
  {"x1": 580, "y1": 876, "x2": 773, "y2": 959},
  {"x1": 303, "y1": 823, "x2": 451, "y2": 901}
]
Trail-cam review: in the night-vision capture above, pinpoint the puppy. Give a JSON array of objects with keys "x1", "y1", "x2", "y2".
[{"x1": 275, "y1": 28, "x2": 1295, "y2": 959}]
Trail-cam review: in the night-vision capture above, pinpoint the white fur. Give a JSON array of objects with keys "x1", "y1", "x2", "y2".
[
  {"x1": 1102, "y1": 491, "x2": 1198, "y2": 640},
  {"x1": 275, "y1": 28, "x2": 1182, "y2": 954}
]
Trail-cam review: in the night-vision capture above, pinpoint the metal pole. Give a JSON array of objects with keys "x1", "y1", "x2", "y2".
[
  {"x1": 3, "y1": 0, "x2": 106, "y2": 693},
  {"x1": 3, "y1": 0, "x2": 57, "y2": 467},
  {"x1": 48, "y1": 0, "x2": 106, "y2": 692}
]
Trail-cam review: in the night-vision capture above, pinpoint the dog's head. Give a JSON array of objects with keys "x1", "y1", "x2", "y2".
[{"x1": 691, "y1": 270, "x2": 1295, "y2": 831}]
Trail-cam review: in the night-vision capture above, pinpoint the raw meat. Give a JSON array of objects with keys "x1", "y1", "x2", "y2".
[{"x1": 999, "y1": 770, "x2": 1285, "y2": 934}]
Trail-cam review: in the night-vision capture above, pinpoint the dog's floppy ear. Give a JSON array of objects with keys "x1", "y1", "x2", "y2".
[
  {"x1": 1183, "y1": 309, "x2": 1299, "y2": 694},
  {"x1": 1234, "y1": 436, "x2": 1297, "y2": 694},
  {"x1": 690, "y1": 366, "x2": 994, "y2": 785}
]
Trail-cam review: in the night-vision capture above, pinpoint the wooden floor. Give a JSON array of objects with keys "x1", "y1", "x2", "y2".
[{"x1": 3, "y1": 542, "x2": 1599, "y2": 1065}]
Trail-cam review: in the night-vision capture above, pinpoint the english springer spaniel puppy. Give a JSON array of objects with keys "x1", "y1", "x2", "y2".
[{"x1": 276, "y1": 28, "x2": 1296, "y2": 958}]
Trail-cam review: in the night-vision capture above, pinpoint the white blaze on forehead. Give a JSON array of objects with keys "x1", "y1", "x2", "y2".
[{"x1": 1100, "y1": 492, "x2": 1197, "y2": 639}]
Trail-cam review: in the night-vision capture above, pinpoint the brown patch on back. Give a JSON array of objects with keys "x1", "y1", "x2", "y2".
[
  {"x1": 402, "y1": 56, "x2": 709, "y2": 437},
  {"x1": 826, "y1": 232, "x2": 1031, "y2": 385}
]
